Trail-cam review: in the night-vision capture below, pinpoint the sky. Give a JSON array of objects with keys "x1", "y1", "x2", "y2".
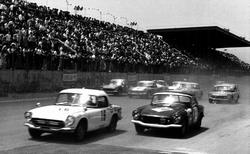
[{"x1": 28, "y1": 0, "x2": 250, "y2": 63}]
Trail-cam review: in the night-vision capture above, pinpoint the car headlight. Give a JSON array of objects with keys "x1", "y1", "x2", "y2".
[
  {"x1": 65, "y1": 116, "x2": 75, "y2": 126},
  {"x1": 132, "y1": 110, "x2": 140, "y2": 120},
  {"x1": 24, "y1": 112, "x2": 32, "y2": 119},
  {"x1": 173, "y1": 114, "x2": 182, "y2": 124}
]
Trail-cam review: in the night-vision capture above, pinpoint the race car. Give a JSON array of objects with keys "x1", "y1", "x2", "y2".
[
  {"x1": 208, "y1": 83, "x2": 240, "y2": 104},
  {"x1": 101, "y1": 79, "x2": 128, "y2": 95},
  {"x1": 168, "y1": 81, "x2": 203, "y2": 99},
  {"x1": 131, "y1": 91, "x2": 204, "y2": 137},
  {"x1": 154, "y1": 80, "x2": 169, "y2": 90},
  {"x1": 24, "y1": 88, "x2": 122, "y2": 141},
  {"x1": 128, "y1": 80, "x2": 167, "y2": 98}
]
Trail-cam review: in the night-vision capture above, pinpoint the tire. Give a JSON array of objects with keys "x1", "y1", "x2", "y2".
[
  {"x1": 107, "y1": 116, "x2": 118, "y2": 132},
  {"x1": 179, "y1": 120, "x2": 188, "y2": 137},
  {"x1": 235, "y1": 96, "x2": 239, "y2": 104},
  {"x1": 146, "y1": 91, "x2": 151, "y2": 99},
  {"x1": 74, "y1": 121, "x2": 87, "y2": 141},
  {"x1": 28, "y1": 128, "x2": 42, "y2": 139},
  {"x1": 135, "y1": 124, "x2": 144, "y2": 134},
  {"x1": 194, "y1": 116, "x2": 202, "y2": 129}
]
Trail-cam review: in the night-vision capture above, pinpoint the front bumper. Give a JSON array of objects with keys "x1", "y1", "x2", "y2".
[
  {"x1": 24, "y1": 122, "x2": 75, "y2": 133},
  {"x1": 128, "y1": 91, "x2": 147, "y2": 96},
  {"x1": 131, "y1": 120, "x2": 182, "y2": 128},
  {"x1": 103, "y1": 89, "x2": 119, "y2": 94},
  {"x1": 209, "y1": 97, "x2": 231, "y2": 103}
]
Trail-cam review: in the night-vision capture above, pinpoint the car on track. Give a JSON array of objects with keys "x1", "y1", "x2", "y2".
[
  {"x1": 131, "y1": 91, "x2": 204, "y2": 137},
  {"x1": 24, "y1": 88, "x2": 122, "y2": 141},
  {"x1": 101, "y1": 79, "x2": 128, "y2": 95},
  {"x1": 168, "y1": 81, "x2": 203, "y2": 99},
  {"x1": 128, "y1": 80, "x2": 167, "y2": 98},
  {"x1": 208, "y1": 83, "x2": 240, "y2": 104},
  {"x1": 155, "y1": 80, "x2": 169, "y2": 89}
]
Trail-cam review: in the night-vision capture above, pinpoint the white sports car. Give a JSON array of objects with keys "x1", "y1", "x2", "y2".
[{"x1": 24, "y1": 88, "x2": 122, "y2": 141}]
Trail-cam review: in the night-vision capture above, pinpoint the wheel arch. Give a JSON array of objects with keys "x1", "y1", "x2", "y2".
[{"x1": 77, "y1": 117, "x2": 88, "y2": 131}]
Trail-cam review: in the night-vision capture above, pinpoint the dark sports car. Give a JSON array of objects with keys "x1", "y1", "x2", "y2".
[
  {"x1": 101, "y1": 79, "x2": 128, "y2": 95},
  {"x1": 131, "y1": 91, "x2": 204, "y2": 137}
]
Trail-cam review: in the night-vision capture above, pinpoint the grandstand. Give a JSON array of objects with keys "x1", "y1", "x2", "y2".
[
  {"x1": 148, "y1": 26, "x2": 250, "y2": 72},
  {"x1": 0, "y1": 0, "x2": 249, "y2": 74}
]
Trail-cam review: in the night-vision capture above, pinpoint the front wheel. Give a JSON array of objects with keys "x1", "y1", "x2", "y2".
[
  {"x1": 107, "y1": 116, "x2": 118, "y2": 132},
  {"x1": 135, "y1": 124, "x2": 145, "y2": 134},
  {"x1": 234, "y1": 96, "x2": 239, "y2": 104},
  {"x1": 194, "y1": 116, "x2": 203, "y2": 129},
  {"x1": 179, "y1": 121, "x2": 188, "y2": 137},
  {"x1": 74, "y1": 122, "x2": 87, "y2": 141},
  {"x1": 145, "y1": 91, "x2": 151, "y2": 99},
  {"x1": 28, "y1": 128, "x2": 42, "y2": 139}
]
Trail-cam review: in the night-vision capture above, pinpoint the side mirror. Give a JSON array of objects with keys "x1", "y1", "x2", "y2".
[{"x1": 36, "y1": 102, "x2": 41, "y2": 107}]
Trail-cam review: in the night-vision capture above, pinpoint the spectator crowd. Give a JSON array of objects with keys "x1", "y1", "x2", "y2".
[{"x1": 0, "y1": 0, "x2": 249, "y2": 73}]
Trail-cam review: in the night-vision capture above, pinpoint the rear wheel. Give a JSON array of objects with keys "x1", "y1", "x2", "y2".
[
  {"x1": 74, "y1": 121, "x2": 87, "y2": 141},
  {"x1": 135, "y1": 124, "x2": 145, "y2": 134},
  {"x1": 107, "y1": 116, "x2": 118, "y2": 132},
  {"x1": 28, "y1": 128, "x2": 42, "y2": 139}
]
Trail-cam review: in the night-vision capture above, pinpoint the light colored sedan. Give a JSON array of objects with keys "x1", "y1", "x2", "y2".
[
  {"x1": 168, "y1": 81, "x2": 203, "y2": 99},
  {"x1": 208, "y1": 83, "x2": 240, "y2": 104}
]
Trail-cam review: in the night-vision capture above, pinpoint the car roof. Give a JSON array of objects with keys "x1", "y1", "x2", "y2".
[
  {"x1": 154, "y1": 91, "x2": 193, "y2": 97},
  {"x1": 172, "y1": 81, "x2": 199, "y2": 85},
  {"x1": 60, "y1": 88, "x2": 108, "y2": 96}
]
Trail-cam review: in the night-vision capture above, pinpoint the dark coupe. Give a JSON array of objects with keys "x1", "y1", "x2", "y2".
[
  {"x1": 131, "y1": 91, "x2": 204, "y2": 137},
  {"x1": 101, "y1": 79, "x2": 127, "y2": 95}
]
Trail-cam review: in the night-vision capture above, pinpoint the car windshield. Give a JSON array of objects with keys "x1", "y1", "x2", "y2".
[
  {"x1": 157, "y1": 81, "x2": 165, "y2": 86},
  {"x1": 55, "y1": 93, "x2": 95, "y2": 107},
  {"x1": 172, "y1": 82, "x2": 185, "y2": 89},
  {"x1": 172, "y1": 82, "x2": 198, "y2": 89},
  {"x1": 213, "y1": 86, "x2": 234, "y2": 92},
  {"x1": 110, "y1": 79, "x2": 121, "y2": 85},
  {"x1": 151, "y1": 94, "x2": 190, "y2": 106},
  {"x1": 137, "y1": 81, "x2": 153, "y2": 87}
]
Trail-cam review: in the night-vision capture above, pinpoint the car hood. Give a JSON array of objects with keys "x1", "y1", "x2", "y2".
[
  {"x1": 139, "y1": 104, "x2": 185, "y2": 117},
  {"x1": 102, "y1": 84, "x2": 118, "y2": 89},
  {"x1": 131, "y1": 86, "x2": 147, "y2": 91},
  {"x1": 29, "y1": 105, "x2": 85, "y2": 121},
  {"x1": 210, "y1": 91, "x2": 230, "y2": 96}
]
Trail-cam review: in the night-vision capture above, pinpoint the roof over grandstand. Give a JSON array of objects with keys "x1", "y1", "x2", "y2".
[{"x1": 147, "y1": 26, "x2": 250, "y2": 49}]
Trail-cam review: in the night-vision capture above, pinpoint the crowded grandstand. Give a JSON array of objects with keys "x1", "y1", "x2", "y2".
[{"x1": 0, "y1": 0, "x2": 249, "y2": 73}]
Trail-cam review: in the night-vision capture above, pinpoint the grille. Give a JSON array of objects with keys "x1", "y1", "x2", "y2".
[
  {"x1": 140, "y1": 115, "x2": 172, "y2": 125},
  {"x1": 31, "y1": 118, "x2": 65, "y2": 129},
  {"x1": 103, "y1": 88, "x2": 116, "y2": 92}
]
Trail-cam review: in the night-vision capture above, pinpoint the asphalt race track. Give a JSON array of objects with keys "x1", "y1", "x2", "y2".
[{"x1": 0, "y1": 84, "x2": 250, "y2": 154}]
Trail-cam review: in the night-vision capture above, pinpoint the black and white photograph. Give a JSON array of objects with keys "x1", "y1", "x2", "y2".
[{"x1": 0, "y1": 0, "x2": 250, "y2": 153}]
